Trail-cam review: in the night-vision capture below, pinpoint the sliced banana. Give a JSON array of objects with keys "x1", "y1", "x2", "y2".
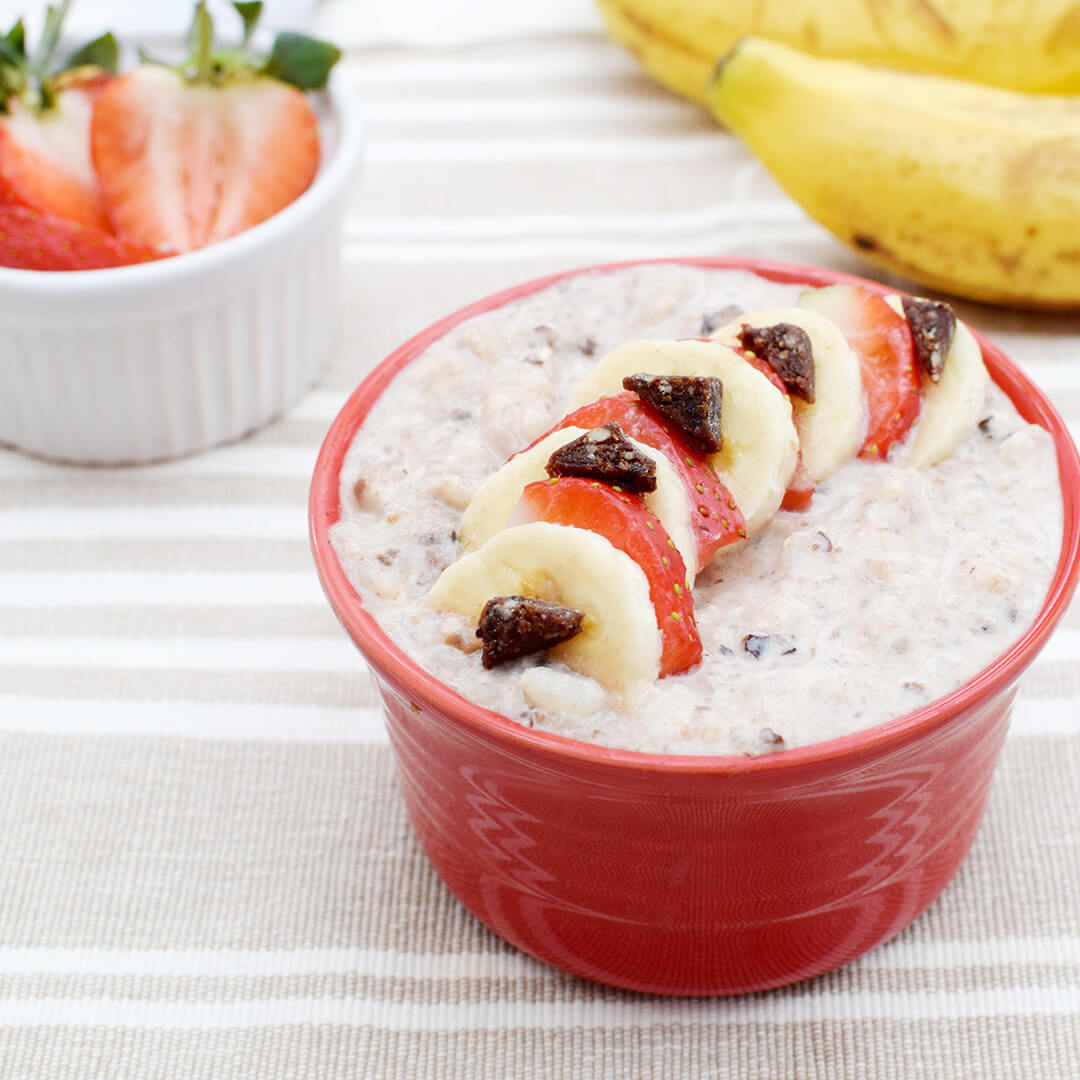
[
  {"x1": 570, "y1": 338, "x2": 798, "y2": 534},
  {"x1": 885, "y1": 296, "x2": 989, "y2": 468},
  {"x1": 427, "y1": 521, "x2": 661, "y2": 694},
  {"x1": 458, "y1": 425, "x2": 700, "y2": 577},
  {"x1": 710, "y1": 307, "x2": 865, "y2": 483}
]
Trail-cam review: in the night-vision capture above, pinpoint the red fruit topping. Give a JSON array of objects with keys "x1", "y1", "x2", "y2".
[
  {"x1": 518, "y1": 477, "x2": 702, "y2": 677},
  {"x1": 91, "y1": 67, "x2": 320, "y2": 253},
  {"x1": 549, "y1": 392, "x2": 747, "y2": 566},
  {"x1": 0, "y1": 83, "x2": 110, "y2": 231},
  {"x1": 803, "y1": 285, "x2": 920, "y2": 459},
  {"x1": 780, "y1": 457, "x2": 815, "y2": 512},
  {"x1": 0, "y1": 204, "x2": 171, "y2": 271}
]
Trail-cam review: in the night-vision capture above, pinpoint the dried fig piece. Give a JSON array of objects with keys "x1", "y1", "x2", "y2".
[
  {"x1": 738, "y1": 323, "x2": 815, "y2": 403},
  {"x1": 476, "y1": 595, "x2": 585, "y2": 669},
  {"x1": 621, "y1": 373, "x2": 724, "y2": 453},
  {"x1": 546, "y1": 422, "x2": 657, "y2": 493},
  {"x1": 902, "y1": 296, "x2": 955, "y2": 383}
]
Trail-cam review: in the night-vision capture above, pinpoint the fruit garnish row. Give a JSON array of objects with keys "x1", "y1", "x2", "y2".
[
  {"x1": 0, "y1": 1, "x2": 340, "y2": 270},
  {"x1": 428, "y1": 285, "x2": 989, "y2": 696}
]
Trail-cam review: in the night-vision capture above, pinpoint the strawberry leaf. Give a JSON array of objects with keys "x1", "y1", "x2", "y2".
[
  {"x1": 63, "y1": 32, "x2": 119, "y2": 75},
  {"x1": 234, "y1": 2, "x2": 263, "y2": 46},
  {"x1": 0, "y1": 20, "x2": 27, "y2": 111},
  {"x1": 5, "y1": 19, "x2": 25, "y2": 58},
  {"x1": 34, "y1": 1, "x2": 69, "y2": 78},
  {"x1": 263, "y1": 31, "x2": 340, "y2": 90}
]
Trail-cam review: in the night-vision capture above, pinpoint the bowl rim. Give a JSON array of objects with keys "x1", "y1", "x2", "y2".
[
  {"x1": 310, "y1": 256, "x2": 1080, "y2": 776},
  {"x1": 0, "y1": 74, "x2": 364, "y2": 293}
]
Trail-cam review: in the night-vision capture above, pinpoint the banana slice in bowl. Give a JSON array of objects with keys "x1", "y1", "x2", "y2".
[
  {"x1": 570, "y1": 338, "x2": 798, "y2": 534},
  {"x1": 427, "y1": 521, "x2": 662, "y2": 695},
  {"x1": 458, "y1": 425, "x2": 701, "y2": 578},
  {"x1": 710, "y1": 307, "x2": 865, "y2": 483},
  {"x1": 884, "y1": 295, "x2": 990, "y2": 468}
]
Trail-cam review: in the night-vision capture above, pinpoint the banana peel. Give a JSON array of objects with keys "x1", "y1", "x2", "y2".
[
  {"x1": 598, "y1": 0, "x2": 1080, "y2": 104},
  {"x1": 707, "y1": 37, "x2": 1080, "y2": 309}
]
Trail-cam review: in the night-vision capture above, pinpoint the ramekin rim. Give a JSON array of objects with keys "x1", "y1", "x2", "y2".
[{"x1": 310, "y1": 256, "x2": 1080, "y2": 777}]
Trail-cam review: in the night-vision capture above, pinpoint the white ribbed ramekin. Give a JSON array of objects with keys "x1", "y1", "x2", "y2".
[{"x1": 0, "y1": 79, "x2": 364, "y2": 465}]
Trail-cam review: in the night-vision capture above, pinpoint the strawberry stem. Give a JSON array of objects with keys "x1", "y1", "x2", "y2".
[
  {"x1": 33, "y1": 0, "x2": 70, "y2": 104},
  {"x1": 192, "y1": 1, "x2": 215, "y2": 83},
  {"x1": 165, "y1": 1, "x2": 340, "y2": 91}
]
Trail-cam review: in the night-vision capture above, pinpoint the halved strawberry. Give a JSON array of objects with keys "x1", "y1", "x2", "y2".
[
  {"x1": 517, "y1": 477, "x2": 702, "y2": 677},
  {"x1": 0, "y1": 204, "x2": 170, "y2": 270},
  {"x1": 552, "y1": 392, "x2": 746, "y2": 566},
  {"x1": 0, "y1": 80, "x2": 109, "y2": 230},
  {"x1": 800, "y1": 285, "x2": 920, "y2": 459},
  {"x1": 90, "y1": 3, "x2": 338, "y2": 254},
  {"x1": 0, "y1": 10, "x2": 116, "y2": 230}
]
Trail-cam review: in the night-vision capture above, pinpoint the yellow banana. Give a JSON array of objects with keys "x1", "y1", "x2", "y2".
[
  {"x1": 597, "y1": 0, "x2": 1080, "y2": 103},
  {"x1": 707, "y1": 37, "x2": 1080, "y2": 309}
]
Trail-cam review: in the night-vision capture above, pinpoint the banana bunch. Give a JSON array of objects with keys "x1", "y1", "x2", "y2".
[
  {"x1": 707, "y1": 38, "x2": 1080, "y2": 308},
  {"x1": 597, "y1": 0, "x2": 1080, "y2": 104}
]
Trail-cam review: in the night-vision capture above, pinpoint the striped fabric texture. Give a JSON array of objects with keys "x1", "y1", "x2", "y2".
[{"x1": 2, "y1": 25, "x2": 1079, "y2": 1080}]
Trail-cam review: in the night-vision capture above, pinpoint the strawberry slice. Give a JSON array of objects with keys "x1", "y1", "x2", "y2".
[
  {"x1": 0, "y1": 79, "x2": 110, "y2": 230},
  {"x1": 780, "y1": 457, "x2": 815, "y2": 512},
  {"x1": 90, "y1": 4, "x2": 338, "y2": 254},
  {"x1": 801, "y1": 285, "x2": 920, "y2": 459},
  {"x1": 92, "y1": 70, "x2": 318, "y2": 253},
  {"x1": 0, "y1": 5, "x2": 115, "y2": 231},
  {"x1": 552, "y1": 392, "x2": 746, "y2": 566},
  {"x1": 517, "y1": 477, "x2": 702, "y2": 677},
  {"x1": 0, "y1": 204, "x2": 170, "y2": 271}
]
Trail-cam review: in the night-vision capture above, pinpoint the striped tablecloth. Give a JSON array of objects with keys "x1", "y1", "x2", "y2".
[{"x1": 2, "y1": 19, "x2": 1079, "y2": 1080}]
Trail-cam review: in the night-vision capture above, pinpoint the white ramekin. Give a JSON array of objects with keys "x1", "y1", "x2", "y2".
[{"x1": 0, "y1": 78, "x2": 364, "y2": 465}]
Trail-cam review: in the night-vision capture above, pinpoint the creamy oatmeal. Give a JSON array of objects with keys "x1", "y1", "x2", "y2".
[{"x1": 330, "y1": 265, "x2": 1063, "y2": 756}]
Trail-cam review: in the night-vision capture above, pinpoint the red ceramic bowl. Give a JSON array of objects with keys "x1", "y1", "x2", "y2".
[{"x1": 310, "y1": 257, "x2": 1080, "y2": 996}]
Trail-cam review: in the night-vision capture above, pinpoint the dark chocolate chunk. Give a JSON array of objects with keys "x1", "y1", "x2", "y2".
[
  {"x1": 621, "y1": 373, "x2": 724, "y2": 453},
  {"x1": 902, "y1": 296, "x2": 955, "y2": 383},
  {"x1": 476, "y1": 595, "x2": 585, "y2": 669},
  {"x1": 580, "y1": 337, "x2": 598, "y2": 356},
  {"x1": 738, "y1": 323, "x2": 815, "y2": 402},
  {"x1": 760, "y1": 727, "x2": 785, "y2": 748},
  {"x1": 546, "y1": 422, "x2": 657, "y2": 493}
]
